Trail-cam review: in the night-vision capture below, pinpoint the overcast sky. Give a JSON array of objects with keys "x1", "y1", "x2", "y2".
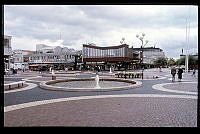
[{"x1": 4, "y1": 5, "x2": 198, "y2": 59}]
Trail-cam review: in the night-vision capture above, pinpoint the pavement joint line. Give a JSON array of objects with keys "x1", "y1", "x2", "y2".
[
  {"x1": 4, "y1": 82, "x2": 38, "y2": 94},
  {"x1": 152, "y1": 82, "x2": 198, "y2": 95},
  {"x1": 4, "y1": 94, "x2": 197, "y2": 112}
]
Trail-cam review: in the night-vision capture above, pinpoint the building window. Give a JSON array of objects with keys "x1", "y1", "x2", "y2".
[{"x1": 4, "y1": 39, "x2": 9, "y2": 47}]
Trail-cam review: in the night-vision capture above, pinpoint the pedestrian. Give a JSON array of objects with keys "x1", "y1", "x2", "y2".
[
  {"x1": 159, "y1": 66, "x2": 162, "y2": 72},
  {"x1": 177, "y1": 68, "x2": 183, "y2": 82},
  {"x1": 192, "y1": 69, "x2": 196, "y2": 77},
  {"x1": 97, "y1": 66, "x2": 100, "y2": 72},
  {"x1": 171, "y1": 67, "x2": 176, "y2": 82}
]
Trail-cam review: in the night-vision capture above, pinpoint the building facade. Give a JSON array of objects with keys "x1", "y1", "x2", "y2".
[
  {"x1": 132, "y1": 47, "x2": 165, "y2": 66},
  {"x1": 27, "y1": 45, "x2": 82, "y2": 71},
  {"x1": 4, "y1": 35, "x2": 12, "y2": 73},
  {"x1": 83, "y1": 44, "x2": 139, "y2": 70},
  {"x1": 12, "y1": 49, "x2": 34, "y2": 70}
]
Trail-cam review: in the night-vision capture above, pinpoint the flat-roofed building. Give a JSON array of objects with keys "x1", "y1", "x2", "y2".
[
  {"x1": 27, "y1": 46, "x2": 82, "y2": 71},
  {"x1": 132, "y1": 47, "x2": 165, "y2": 68},
  {"x1": 12, "y1": 49, "x2": 34, "y2": 70},
  {"x1": 83, "y1": 44, "x2": 139, "y2": 71}
]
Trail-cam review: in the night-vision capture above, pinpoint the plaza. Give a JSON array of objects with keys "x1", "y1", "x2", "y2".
[
  {"x1": 3, "y1": 5, "x2": 198, "y2": 127},
  {"x1": 4, "y1": 68, "x2": 198, "y2": 127}
]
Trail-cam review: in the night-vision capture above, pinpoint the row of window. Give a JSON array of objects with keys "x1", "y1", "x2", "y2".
[
  {"x1": 83, "y1": 47, "x2": 125, "y2": 58},
  {"x1": 29, "y1": 55, "x2": 75, "y2": 60}
]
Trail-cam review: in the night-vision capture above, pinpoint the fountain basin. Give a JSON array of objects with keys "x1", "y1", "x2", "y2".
[{"x1": 39, "y1": 78, "x2": 142, "y2": 92}]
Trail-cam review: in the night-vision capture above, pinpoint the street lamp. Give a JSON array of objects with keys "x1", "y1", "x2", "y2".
[
  {"x1": 136, "y1": 33, "x2": 149, "y2": 66},
  {"x1": 120, "y1": 37, "x2": 125, "y2": 44}
]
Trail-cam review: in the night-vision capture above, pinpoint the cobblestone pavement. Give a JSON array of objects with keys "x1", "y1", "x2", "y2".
[
  {"x1": 4, "y1": 68, "x2": 198, "y2": 127},
  {"x1": 5, "y1": 97, "x2": 197, "y2": 127}
]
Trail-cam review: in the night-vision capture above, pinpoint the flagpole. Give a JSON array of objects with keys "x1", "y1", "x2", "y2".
[
  {"x1": 185, "y1": 18, "x2": 188, "y2": 73},
  {"x1": 185, "y1": 7, "x2": 190, "y2": 73}
]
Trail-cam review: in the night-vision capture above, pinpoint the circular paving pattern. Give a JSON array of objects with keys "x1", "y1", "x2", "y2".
[
  {"x1": 4, "y1": 69, "x2": 198, "y2": 127},
  {"x1": 152, "y1": 82, "x2": 198, "y2": 95},
  {"x1": 4, "y1": 95, "x2": 197, "y2": 127}
]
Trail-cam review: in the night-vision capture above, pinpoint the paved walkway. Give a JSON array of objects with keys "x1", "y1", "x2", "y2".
[{"x1": 4, "y1": 68, "x2": 198, "y2": 127}]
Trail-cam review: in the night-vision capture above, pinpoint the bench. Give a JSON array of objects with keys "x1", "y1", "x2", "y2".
[{"x1": 4, "y1": 81, "x2": 25, "y2": 90}]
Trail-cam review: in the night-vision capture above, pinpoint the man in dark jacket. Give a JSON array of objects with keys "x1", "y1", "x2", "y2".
[{"x1": 171, "y1": 67, "x2": 176, "y2": 82}]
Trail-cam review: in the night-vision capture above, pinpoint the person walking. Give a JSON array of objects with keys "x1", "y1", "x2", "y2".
[
  {"x1": 177, "y1": 68, "x2": 183, "y2": 82},
  {"x1": 192, "y1": 69, "x2": 196, "y2": 77},
  {"x1": 171, "y1": 67, "x2": 176, "y2": 82}
]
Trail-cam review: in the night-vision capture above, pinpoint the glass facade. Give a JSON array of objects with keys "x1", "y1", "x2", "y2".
[{"x1": 83, "y1": 45, "x2": 126, "y2": 58}]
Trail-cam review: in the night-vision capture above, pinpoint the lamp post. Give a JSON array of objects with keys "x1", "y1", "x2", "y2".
[{"x1": 136, "y1": 33, "x2": 149, "y2": 68}]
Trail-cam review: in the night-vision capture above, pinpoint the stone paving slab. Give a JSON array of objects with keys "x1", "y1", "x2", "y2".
[{"x1": 4, "y1": 97, "x2": 197, "y2": 127}]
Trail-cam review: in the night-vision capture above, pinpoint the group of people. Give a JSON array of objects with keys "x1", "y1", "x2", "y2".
[
  {"x1": 171, "y1": 67, "x2": 196, "y2": 82},
  {"x1": 171, "y1": 67, "x2": 183, "y2": 82}
]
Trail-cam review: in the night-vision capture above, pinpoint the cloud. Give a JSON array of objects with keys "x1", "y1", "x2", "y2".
[{"x1": 4, "y1": 5, "x2": 198, "y2": 59}]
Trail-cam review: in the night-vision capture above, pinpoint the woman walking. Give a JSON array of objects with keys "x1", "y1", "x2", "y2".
[{"x1": 177, "y1": 68, "x2": 183, "y2": 82}]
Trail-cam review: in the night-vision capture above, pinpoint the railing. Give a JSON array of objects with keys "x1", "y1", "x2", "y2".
[{"x1": 115, "y1": 72, "x2": 143, "y2": 79}]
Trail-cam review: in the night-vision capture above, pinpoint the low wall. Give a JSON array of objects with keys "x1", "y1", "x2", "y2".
[{"x1": 40, "y1": 78, "x2": 141, "y2": 92}]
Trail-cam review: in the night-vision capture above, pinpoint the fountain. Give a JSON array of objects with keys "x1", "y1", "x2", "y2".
[
  {"x1": 49, "y1": 67, "x2": 52, "y2": 73},
  {"x1": 51, "y1": 69, "x2": 56, "y2": 80},
  {"x1": 39, "y1": 67, "x2": 142, "y2": 92},
  {"x1": 51, "y1": 69, "x2": 55, "y2": 75},
  {"x1": 95, "y1": 73, "x2": 101, "y2": 89},
  {"x1": 40, "y1": 75, "x2": 142, "y2": 92},
  {"x1": 109, "y1": 67, "x2": 112, "y2": 73}
]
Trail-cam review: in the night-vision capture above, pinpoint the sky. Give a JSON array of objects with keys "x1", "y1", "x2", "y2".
[{"x1": 4, "y1": 5, "x2": 198, "y2": 59}]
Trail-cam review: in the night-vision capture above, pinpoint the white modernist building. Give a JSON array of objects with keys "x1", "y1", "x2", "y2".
[
  {"x1": 132, "y1": 47, "x2": 165, "y2": 65},
  {"x1": 12, "y1": 49, "x2": 34, "y2": 70},
  {"x1": 27, "y1": 44, "x2": 82, "y2": 70}
]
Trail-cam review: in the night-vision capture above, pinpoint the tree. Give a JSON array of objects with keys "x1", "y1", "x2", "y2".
[
  {"x1": 175, "y1": 55, "x2": 198, "y2": 66},
  {"x1": 167, "y1": 58, "x2": 176, "y2": 66},
  {"x1": 175, "y1": 58, "x2": 185, "y2": 66},
  {"x1": 153, "y1": 57, "x2": 168, "y2": 67}
]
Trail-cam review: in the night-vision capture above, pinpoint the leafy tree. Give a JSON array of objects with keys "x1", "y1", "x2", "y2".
[
  {"x1": 153, "y1": 57, "x2": 168, "y2": 67},
  {"x1": 167, "y1": 58, "x2": 176, "y2": 66},
  {"x1": 175, "y1": 55, "x2": 198, "y2": 66}
]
